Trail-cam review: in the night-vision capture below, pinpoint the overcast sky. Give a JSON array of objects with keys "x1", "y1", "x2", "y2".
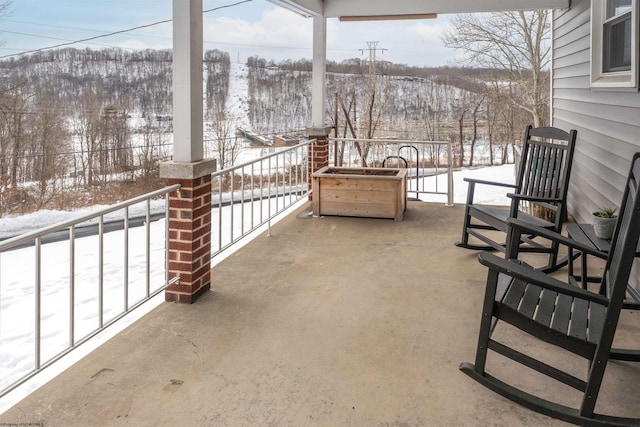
[{"x1": 0, "y1": 0, "x2": 459, "y2": 67}]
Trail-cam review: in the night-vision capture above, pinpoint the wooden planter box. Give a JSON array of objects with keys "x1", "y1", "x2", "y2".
[{"x1": 312, "y1": 166, "x2": 407, "y2": 221}]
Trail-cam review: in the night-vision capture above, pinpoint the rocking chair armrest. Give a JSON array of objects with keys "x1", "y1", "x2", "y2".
[
  {"x1": 478, "y1": 252, "x2": 609, "y2": 305},
  {"x1": 506, "y1": 193, "x2": 563, "y2": 204},
  {"x1": 463, "y1": 177, "x2": 517, "y2": 189},
  {"x1": 508, "y1": 218, "x2": 608, "y2": 259}
]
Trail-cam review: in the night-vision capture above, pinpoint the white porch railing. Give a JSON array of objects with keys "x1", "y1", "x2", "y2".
[
  {"x1": 329, "y1": 137, "x2": 454, "y2": 205},
  {"x1": 210, "y1": 140, "x2": 313, "y2": 257},
  {"x1": 0, "y1": 185, "x2": 179, "y2": 398}
]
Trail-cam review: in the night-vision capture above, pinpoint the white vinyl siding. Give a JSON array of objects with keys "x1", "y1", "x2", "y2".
[{"x1": 553, "y1": 0, "x2": 640, "y2": 223}]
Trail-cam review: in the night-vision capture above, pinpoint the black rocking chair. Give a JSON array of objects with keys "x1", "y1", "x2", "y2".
[
  {"x1": 460, "y1": 152, "x2": 640, "y2": 426},
  {"x1": 456, "y1": 125, "x2": 577, "y2": 273}
]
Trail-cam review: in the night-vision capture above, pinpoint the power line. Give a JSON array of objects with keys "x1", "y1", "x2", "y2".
[
  {"x1": 0, "y1": 21, "x2": 172, "y2": 59},
  {"x1": 4, "y1": 19, "x2": 172, "y2": 41},
  {"x1": 0, "y1": 30, "x2": 129, "y2": 50},
  {"x1": 0, "y1": 0, "x2": 255, "y2": 60}
]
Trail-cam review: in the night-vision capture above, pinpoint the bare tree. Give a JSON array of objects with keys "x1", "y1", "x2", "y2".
[
  {"x1": 73, "y1": 92, "x2": 103, "y2": 187},
  {"x1": 0, "y1": 80, "x2": 30, "y2": 189},
  {"x1": 206, "y1": 109, "x2": 241, "y2": 170},
  {"x1": 467, "y1": 93, "x2": 486, "y2": 167},
  {"x1": 28, "y1": 92, "x2": 70, "y2": 207},
  {"x1": 100, "y1": 104, "x2": 132, "y2": 175},
  {"x1": 443, "y1": 10, "x2": 550, "y2": 127},
  {"x1": 420, "y1": 80, "x2": 452, "y2": 167},
  {"x1": 138, "y1": 112, "x2": 167, "y2": 179},
  {"x1": 452, "y1": 91, "x2": 471, "y2": 168}
]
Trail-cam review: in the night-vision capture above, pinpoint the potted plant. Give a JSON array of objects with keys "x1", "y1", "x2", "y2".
[{"x1": 592, "y1": 206, "x2": 617, "y2": 240}]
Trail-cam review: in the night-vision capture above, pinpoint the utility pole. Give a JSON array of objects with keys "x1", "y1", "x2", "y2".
[
  {"x1": 359, "y1": 41, "x2": 386, "y2": 139},
  {"x1": 359, "y1": 41, "x2": 387, "y2": 91}
]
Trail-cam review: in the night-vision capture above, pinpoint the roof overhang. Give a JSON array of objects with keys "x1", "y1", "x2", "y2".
[{"x1": 267, "y1": 0, "x2": 570, "y2": 18}]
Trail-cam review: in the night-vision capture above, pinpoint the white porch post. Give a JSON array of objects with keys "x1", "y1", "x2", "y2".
[
  {"x1": 172, "y1": 0, "x2": 204, "y2": 162},
  {"x1": 311, "y1": 16, "x2": 327, "y2": 127}
]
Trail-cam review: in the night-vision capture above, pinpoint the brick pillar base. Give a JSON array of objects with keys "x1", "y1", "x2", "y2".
[
  {"x1": 307, "y1": 126, "x2": 332, "y2": 201},
  {"x1": 160, "y1": 159, "x2": 216, "y2": 303}
]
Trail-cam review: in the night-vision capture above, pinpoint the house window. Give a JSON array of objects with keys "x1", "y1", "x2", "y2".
[{"x1": 591, "y1": 0, "x2": 638, "y2": 89}]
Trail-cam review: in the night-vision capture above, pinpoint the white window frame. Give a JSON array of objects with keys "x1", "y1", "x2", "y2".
[{"x1": 590, "y1": 0, "x2": 639, "y2": 90}]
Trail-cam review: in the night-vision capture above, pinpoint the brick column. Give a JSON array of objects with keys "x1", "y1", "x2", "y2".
[
  {"x1": 307, "y1": 126, "x2": 332, "y2": 201},
  {"x1": 160, "y1": 159, "x2": 216, "y2": 303}
]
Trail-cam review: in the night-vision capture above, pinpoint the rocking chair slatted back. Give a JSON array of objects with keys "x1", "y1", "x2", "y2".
[{"x1": 512, "y1": 127, "x2": 575, "y2": 223}]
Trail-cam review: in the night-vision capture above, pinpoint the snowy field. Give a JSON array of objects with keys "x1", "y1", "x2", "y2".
[{"x1": 0, "y1": 163, "x2": 516, "y2": 414}]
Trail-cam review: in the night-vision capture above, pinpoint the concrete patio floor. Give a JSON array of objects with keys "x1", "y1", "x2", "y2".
[{"x1": 1, "y1": 201, "x2": 639, "y2": 426}]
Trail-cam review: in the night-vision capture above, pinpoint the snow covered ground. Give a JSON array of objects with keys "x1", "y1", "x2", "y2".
[
  {"x1": 225, "y1": 62, "x2": 250, "y2": 130},
  {"x1": 0, "y1": 163, "x2": 515, "y2": 414}
]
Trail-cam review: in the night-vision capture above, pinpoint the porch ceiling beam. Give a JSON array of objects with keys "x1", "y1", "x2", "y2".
[
  {"x1": 270, "y1": 0, "x2": 570, "y2": 18},
  {"x1": 326, "y1": 0, "x2": 570, "y2": 16},
  {"x1": 339, "y1": 13, "x2": 437, "y2": 22},
  {"x1": 267, "y1": 0, "x2": 323, "y2": 17}
]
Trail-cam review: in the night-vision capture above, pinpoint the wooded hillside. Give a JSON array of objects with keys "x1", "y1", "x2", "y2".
[{"x1": 0, "y1": 47, "x2": 544, "y2": 216}]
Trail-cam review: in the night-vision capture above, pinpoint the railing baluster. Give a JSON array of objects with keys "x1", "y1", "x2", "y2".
[
  {"x1": 268, "y1": 156, "x2": 272, "y2": 237},
  {"x1": 35, "y1": 236, "x2": 41, "y2": 370},
  {"x1": 146, "y1": 199, "x2": 151, "y2": 297},
  {"x1": 218, "y1": 174, "x2": 223, "y2": 252},
  {"x1": 251, "y1": 163, "x2": 255, "y2": 230},
  {"x1": 447, "y1": 140, "x2": 454, "y2": 206},
  {"x1": 69, "y1": 226, "x2": 75, "y2": 347},
  {"x1": 0, "y1": 253, "x2": 2, "y2": 340},
  {"x1": 275, "y1": 155, "x2": 280, "y2": 214},
  {"x1": 98, "y1": 216, "x2": 104, "y2": 329},
  {"x1": 124, "y1": 207, "x2": 129, "y2": 311},
  {"x1": 241, "y1": 168, "x2": 245, "y2": 236},
  {"x1": 260, "y1": 159, "x2": 264, "y2": 224},
  {"x1": 165, "y1": 191, "x2": 171, "y2": 290},
  {"x1": 295, "y1": 149, "x2": 299, "y2": 197},
  {"x1": 230, "y1": 171, "x2": 235, "y2": 243}
]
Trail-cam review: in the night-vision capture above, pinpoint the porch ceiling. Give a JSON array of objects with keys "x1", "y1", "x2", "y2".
[{"x1": 268, "y1": 0, "x2": 570, "y2": 18}]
